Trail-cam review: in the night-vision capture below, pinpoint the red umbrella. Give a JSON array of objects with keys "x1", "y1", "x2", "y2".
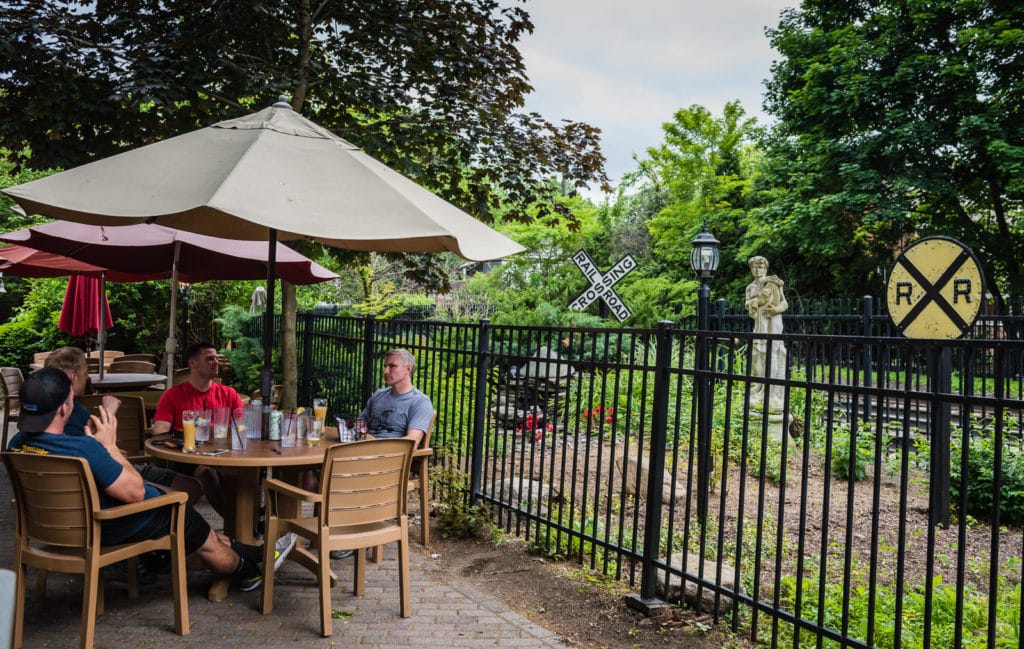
[
  {"x1": 0, "y1": 225, "x2": 338, "y2": 385},
  {"x1": 0, "y1": 242, "x2": 162, "y2": 281},
  {"x1": 58, "y1": 273, "x2": 113, "y2": 340}
]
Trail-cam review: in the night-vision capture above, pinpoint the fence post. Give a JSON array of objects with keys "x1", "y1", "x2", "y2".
[
  {"x1": 861, "y1": 296, "x2": 874, "y2": 423},
  {"x1": 299, "y1": 312, "x2": 314, "y2": 406},
  {"x1": 470, "y1": 319, "x2": 491, "y2": 506},
  {"x1": 625, "y1": 320, "x2": 673, "y2": 616},
  {"x1": 360, "y1": 314, "x2": 376, "y2": 405},
  {"x1": 929, "y1": 345, "x2": 952, "y2": 529}
]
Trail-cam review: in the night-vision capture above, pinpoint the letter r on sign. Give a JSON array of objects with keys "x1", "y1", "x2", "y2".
[
  {"x1": 953, "y1": 278, "x2": 972, "y2": 303},
  {"x1": 895, "y1": 282, "x2": 913, "y2": 305}
]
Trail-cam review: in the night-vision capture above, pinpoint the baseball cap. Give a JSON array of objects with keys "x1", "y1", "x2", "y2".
[{"x1": 18, "y1": 367, "x2": 72, "y2": 432}]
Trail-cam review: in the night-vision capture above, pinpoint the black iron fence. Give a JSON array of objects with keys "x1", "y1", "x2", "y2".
[{"x1": 246, "y1": 306, "x2": 1024, "y2": 649}]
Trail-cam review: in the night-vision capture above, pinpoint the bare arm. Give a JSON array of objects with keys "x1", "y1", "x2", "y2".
[
  {"x1": 87, "y1": 406, "x2": 145, "y2": 503},
  {"x1": 151, "y1": 420, "x2": 171, "y2": 435}
]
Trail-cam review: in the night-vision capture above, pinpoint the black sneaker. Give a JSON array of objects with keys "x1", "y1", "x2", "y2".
[
  {"x1": 329, "y1": 549, "x2": 354, "y2": 560},
  {"x1": 140, "y1": 550, "x2": 171, "y2": 575},
  {"x1": 238, "y1": 571, "x2": 262, "y2": 592}
]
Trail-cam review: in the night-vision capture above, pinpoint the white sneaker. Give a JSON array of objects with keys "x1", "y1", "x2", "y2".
[{"x1": 273, "y1": 533, "x2": 297, "y2": 571}]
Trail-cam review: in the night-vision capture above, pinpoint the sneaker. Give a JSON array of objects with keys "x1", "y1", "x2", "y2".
[
  {"x1": 330, "y1": 549, "x2": 354, "y2": 560},
  {"x1": 236, "y1": 556, "x2": 263, "y2": 592},
  {"x1": 273, "y1": 533, "x2": 297, "y2": 571},
  {"x1": 238, "y1": 571, "x2": 262, "y2": 592}
]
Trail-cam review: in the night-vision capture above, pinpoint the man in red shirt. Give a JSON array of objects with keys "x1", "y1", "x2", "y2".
[{"x1": 153, "y1": 342, "x2": 243, "y2": 519}]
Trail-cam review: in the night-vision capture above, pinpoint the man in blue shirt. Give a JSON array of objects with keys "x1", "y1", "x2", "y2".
[{"x1": 6, "y1": 368, "x2": 293, "y2": 592}]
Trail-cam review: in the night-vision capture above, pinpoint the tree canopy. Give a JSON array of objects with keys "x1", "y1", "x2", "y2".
[
  {"x1": 757, "y1": 0, "x2": 1024, "y2": 296},
  {"x1": 0, "y1": 0, "x2": 608, "y2": 223}
]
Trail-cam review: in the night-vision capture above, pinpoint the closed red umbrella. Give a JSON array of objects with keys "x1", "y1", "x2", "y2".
[{"x1": 58, "y1": 273, "x2": 112, "y2": 340}]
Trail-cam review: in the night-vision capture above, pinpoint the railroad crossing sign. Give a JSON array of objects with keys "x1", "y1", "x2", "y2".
[
  {"x1": 886, "y1": 236, "x2": 985, "y2": 339},
  {"x1": 568, "y1": 250, "x2": 636, "y2": 322}
]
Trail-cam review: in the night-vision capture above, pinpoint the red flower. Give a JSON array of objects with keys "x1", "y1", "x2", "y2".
[
  {"x1": 606, "y1": 407, "x2": 614, "y2": 416},
  {"x1": 605, "y1": 415, "x2": 614, "y2": 424},
  {"x1": 582, "y1": 409, "x2": 590, "y2": 418},
  {"x1": 593, "y1": 405, "x2": 602, "y2": 414}
]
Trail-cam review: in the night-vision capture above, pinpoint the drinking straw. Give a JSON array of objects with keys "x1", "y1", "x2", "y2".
[{"x1": 231, "y1": 411, "x2": 244, "y2": 449}]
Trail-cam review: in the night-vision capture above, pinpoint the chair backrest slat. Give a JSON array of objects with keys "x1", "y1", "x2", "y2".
[
  {"x1": 2, "y1": 452, "x2": 98, "y2": 550},
  {"x1": 322, "y1": 440, "x2": 413, "y2": 530},
  {"x1": 107, "y1": 359, "x2": 157, "y2": 374},
  {"x1": 1, "y1": 367, "x2": 24, "y2": 410},
  {"x1": 77, "y1": 395, "x2": 148, "y2": 460}
]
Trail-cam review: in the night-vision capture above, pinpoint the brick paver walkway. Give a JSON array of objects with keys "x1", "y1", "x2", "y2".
[{"x1": 0, "y1": 455, "x2": 569, "y2": 648}]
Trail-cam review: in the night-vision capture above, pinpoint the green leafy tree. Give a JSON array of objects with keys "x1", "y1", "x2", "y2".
[
  {"x1": 638, "y1": 102, "x2": 766, "y2": 299},
  {"x1": 0, "y1": 0, "x2": 607, "y2": 221},
  {"x1": 0, "y1": 0, "x2": 607, "y2": 406},
  {"x1": 758, "y1": 0, "x2": 1024, "y2": 296}
]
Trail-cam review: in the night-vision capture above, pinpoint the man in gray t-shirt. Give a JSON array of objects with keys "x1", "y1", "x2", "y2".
[{"x1": 360, "y1": 349, "x2": 433, "y2": 445}]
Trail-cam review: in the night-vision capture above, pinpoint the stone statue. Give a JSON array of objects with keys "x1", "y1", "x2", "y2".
[{"x1": 744, "y1": 256, "x2": 788, "y2": 412}]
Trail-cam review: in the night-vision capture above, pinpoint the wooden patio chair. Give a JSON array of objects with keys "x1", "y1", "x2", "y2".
[
  {"x1": 29, "y1": 352, "x2": 52, "y2": 371},
  {"x1": 2, "y1": 452, "x2": 189, "y2": 649},
  {"x1": 115, "y1": 353, "x2": 158, "y2": 365},
  {"x1": 368, "y1": 412, "x2": 435, "y2": 563},
  {"x1": 86, "y1": 351, "x2": 123, "y2": 370},
  {"x1": 77, "y1": 394, "x2": 150, "y2": 463},
  {"x1": 409, "y1": 412, "x2": 437, "y2": 546},
  {"x1": 87, "y1": 350, "x2": 123, "y2": 359},
  {"x1": 1, "y1": 367, "x2": 24, "y2": 450},
  {"x1": 250, "y1": 385, "x2": 282, "y2": 409},
  {"x1": 106, "y1": 359, "x2": 156, "y2": 374},
  {"x1": 260, "y1": 438, "x2": 415, "y2": 636}
]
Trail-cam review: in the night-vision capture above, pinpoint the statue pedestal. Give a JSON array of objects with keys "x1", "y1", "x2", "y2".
[{"x1": 746, "y1": 409, "x2": 787, "y2": 441}]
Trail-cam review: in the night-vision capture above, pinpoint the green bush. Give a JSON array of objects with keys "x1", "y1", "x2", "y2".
[
  {"x1": 830, "y1": 423, "x2": 876, "y2": 482},
  {"x1": 948, "y1": 422, "x2": 1024, "y2": 525},
  {"x1": 431, "y1": 457, "x2": 497, "y2": 541},
  {"x1": 215, "y1": 305, "x2": 263, "y2": 392},
  {"x1": 0, "y1": 318, "x2": 47, "y2": 369}
]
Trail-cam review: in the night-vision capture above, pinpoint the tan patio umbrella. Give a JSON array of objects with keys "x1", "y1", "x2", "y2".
[{"x1": 2, "y1": 98, "x2": 524, "y2": 416}]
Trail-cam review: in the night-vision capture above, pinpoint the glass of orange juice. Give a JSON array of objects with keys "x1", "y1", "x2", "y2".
[
  {"x1": 182, "y1": 409, "x2": 199, "y2": 453},
  {"x1": 313, "y1": 397, "x2": 328, "y2": 425}
]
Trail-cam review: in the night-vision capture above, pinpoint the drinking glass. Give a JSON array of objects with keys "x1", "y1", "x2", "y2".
[
  {"x1": 308, "y1": 418, "x2": 324, "y2": 445},
  {"x1": 313, "y1": 397, "x2": 328, "y2": 425},
  {"x1": 296, "y1": 409, "x2": 312, "y2": 442},
  {"x1": 353, "y1": 416, "x2": 367, "y2": 440},
  {"x1": 212, "y1": 407, "x2": 230, "y2": 439},
  {"x1": 195, "y1": 408, "x2": 212, "y2": 444},
  {"x1": 181, "y1": 409, "x2": 199, "y2": 453},
  {"x1": 280, "y1": 412, "x2": 297, "y2": 448}
]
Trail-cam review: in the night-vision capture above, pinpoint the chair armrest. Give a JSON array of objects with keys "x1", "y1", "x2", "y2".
[
  {"x1": 413, "y1": 446, "x2": 433, "y2": 459},
  {"x1": 265, "y1": 477, "x2": 322, "y2": 503},
  {"x1": 93, "y1": 490, "x2": 188, "y2": 520}
]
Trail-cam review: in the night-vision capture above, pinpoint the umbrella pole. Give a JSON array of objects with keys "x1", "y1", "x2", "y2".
[
  {"x1": 165, "y1": 242, "x2": 181, "y2": 389},
  {"x1": 261, "y1": 229, "x2": 277, "y2": 439},
  {"x1": 98, "y1": 272, "x2": 106, "y2": 379}
]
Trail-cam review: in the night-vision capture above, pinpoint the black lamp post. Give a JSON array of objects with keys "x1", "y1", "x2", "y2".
[{"x1": 690, "y1": 222, "x2": 719, "y2": 523}]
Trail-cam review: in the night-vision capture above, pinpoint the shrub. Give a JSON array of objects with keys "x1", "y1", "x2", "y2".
[{"x1": 948, "y1": 421, "x2": 1024, "y2": 525}]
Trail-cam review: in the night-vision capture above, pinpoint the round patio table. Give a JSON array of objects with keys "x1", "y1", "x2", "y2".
[{"x1": 145, "y1": 430, "x2": 338, "y2": 601}]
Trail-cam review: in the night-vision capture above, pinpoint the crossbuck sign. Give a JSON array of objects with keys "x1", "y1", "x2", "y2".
[{"x1": 568, "y1": 249, "x2": 637, "y2": 322}]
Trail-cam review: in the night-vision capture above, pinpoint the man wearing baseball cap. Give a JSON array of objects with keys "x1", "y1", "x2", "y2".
[{"x1": 5, "y1": 367, "x2": 290, "y2": 592}]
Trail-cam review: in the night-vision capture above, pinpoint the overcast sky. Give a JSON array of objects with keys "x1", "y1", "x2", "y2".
[{"x1": 513, "y1": 0, "x2": 794, "y2": 198}]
